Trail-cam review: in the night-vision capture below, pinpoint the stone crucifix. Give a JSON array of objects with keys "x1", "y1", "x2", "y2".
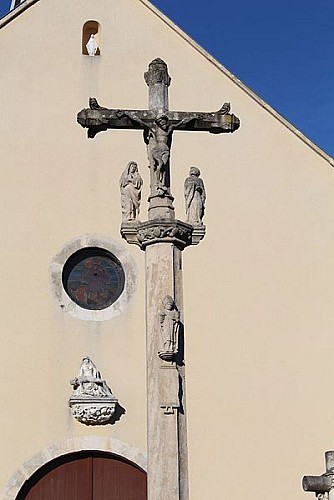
[
  {"x1": 303, "y1": 451, "x2": 334, "y2": 500},
  {"x1": 78, "y1": 58, "x2": 239, "y2": 221},
  {"x1": 77, "y1": 58, "x2": 240, "y2": 500}
]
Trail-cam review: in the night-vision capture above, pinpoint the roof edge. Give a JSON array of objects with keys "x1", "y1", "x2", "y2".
[
  {"x1": 139, "y1": 0, "x2": 334, "y2": 167},
  {"x1": 0, "y1": 0, "x2": 39, "y2": 28}
]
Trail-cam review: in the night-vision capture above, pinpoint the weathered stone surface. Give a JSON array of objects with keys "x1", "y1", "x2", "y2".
[
  {"x1": 50, "y1": 234, "x2": 138, "y2": 321},
  {"x1": 158, "y1": 295, "x2": 180, "y2": 361},
  {"x1": 121, "y1": 219, "x2": 193, "y2": 250},
  {"x1": 77, "y1": 58, "x2": 240, "y2": 223},
  {"x1": 190, "y1": 224, "x2": 206, "y2": 245},
  {"x1": 76, "y1": 58, "x2": 240, "y2": 500},
  {"x1": 69, "y1": 357, "x2": 118, "y2": 426},
  {"x1": 77, "y1": 104, "x2": 240, "y2": 137},
  {"x1": 145, "y1": 243, "x2": 188, "y2": 500},
  {"x1": 3, "y1": 437, "x2": 147, "y2": 500},
  {"x1": 303, "y1": 450, "x2": 334, "y2": 500},
  {"x1": 121, "y1": 219, "x2": 205, "y2": 248},
  {"x1": 119, "y1": 161, "x2": 143, "y2": 222},
  {"x1": 184, "y1": 166, "x2": 206, "y2": 225}
]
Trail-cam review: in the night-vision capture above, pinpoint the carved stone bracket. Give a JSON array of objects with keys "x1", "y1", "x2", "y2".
[
  {"x1": 137, "y1": 221, "x2": 192, "y2": 248},
  {"x1": 191, "y1": 224, "x2": 206, "y2": 245},
  {"x1": 121, "y1": 219, "x2": 205, "y2": 250},
  {"x1": 69, "y1": 398, "x2": 118, "y2": 425}
]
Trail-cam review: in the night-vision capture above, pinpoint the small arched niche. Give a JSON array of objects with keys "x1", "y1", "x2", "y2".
[{"x1": 82, "y1": 20, "x2": 101, "y2": 56}]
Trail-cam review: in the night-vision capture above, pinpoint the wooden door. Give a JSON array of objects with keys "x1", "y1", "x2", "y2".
[{"x1": 16, "y1": 452, "x2": 147, "y2": 500}]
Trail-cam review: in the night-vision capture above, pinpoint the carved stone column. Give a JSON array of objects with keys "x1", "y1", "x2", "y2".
[
  {"x1": 145, "y1": 242, "x2": 185, "y2": 500},
  {"x1": 121, "y1": 223, "x2": 199, "y2": 500}
]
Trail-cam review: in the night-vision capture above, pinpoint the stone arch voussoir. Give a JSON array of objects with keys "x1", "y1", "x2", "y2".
[{"x1": 3, "y1": 436, "x2": 147, "y2": 500}]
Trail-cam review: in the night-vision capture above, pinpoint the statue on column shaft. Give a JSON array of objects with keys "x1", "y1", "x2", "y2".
[
  {"x1": 184, "y1": 166, "x2": 206, "y2": 225},
  {"x1": 119, "y1": 161, "x2": 143, "y2": 222}
]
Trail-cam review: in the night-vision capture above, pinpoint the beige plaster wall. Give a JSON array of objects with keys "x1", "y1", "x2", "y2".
[{"x1": 1, "y1": 0, "x2": 333, "y2": 498}]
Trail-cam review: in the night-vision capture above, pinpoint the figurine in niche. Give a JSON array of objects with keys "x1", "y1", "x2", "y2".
[
  {"x1": 116, "y1": 110, "x2": 196, "y2": 196},
  {"x1": 184, "y1": 166, "x2": 206, "y2": 225},
  {"x1": 86, "y1": 34, "x2": 99, "y2": 56},
  {"x1": 158, "y1": 295, "x2": 180, "y2": 361},
  {"x1": 119, "y1": 161, "x2": 143, "y2": 222},
  {"x1": 70, "y1": 356, "x2": 113, "y2": 398}
]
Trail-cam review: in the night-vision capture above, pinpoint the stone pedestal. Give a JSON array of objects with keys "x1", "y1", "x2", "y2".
[
  {"x1": 120, "y1": 219, "x2": 204, "y2": 499},
  {"x1": 148, "y1": 194, "x2": 175, "y2": 221}
]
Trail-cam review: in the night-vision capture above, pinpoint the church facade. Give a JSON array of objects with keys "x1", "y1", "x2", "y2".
[{"x1": 1, "y1": 1, "x2": 334, "y2": 499}]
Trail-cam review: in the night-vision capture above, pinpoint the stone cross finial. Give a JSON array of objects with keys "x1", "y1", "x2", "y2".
[{"x1": 144, "y1": 58, "x2": 171, "y2": 112}]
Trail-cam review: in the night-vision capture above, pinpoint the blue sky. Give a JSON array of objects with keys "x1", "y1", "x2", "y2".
[{"x1": 1, "y1": 0, "x2": 333, "y2": 157}]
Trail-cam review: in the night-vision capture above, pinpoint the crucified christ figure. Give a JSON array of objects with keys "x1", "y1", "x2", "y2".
[{"x1": 116, "y1": 111, "x2": 196, "y2": 196}]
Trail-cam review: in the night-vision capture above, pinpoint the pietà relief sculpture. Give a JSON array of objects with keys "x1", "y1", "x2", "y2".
[{"x1": 69, "y1": 356, "x2": 118, "y2": 425}]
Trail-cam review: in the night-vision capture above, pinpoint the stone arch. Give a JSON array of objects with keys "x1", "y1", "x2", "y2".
[
  {"x1": 49, "y1": 234, "x2": 138, "y2": 321},
  {"x1": 3, "y1": 436, "x2": 147, "y2": 500}
]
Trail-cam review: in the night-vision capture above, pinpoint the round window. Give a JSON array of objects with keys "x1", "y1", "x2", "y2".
[{"x1": 62, "y1": 247, "x2": 125, "y2": 310}]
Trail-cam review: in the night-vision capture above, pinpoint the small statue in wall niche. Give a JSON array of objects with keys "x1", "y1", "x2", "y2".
[
  {"x1": 184, "y1": 166, "x2": 206, "y2": 225},
  {"x1": 158, "y1": 295, "x2": 180, "y2": 362},
  {"x1": 119, "y1": 161, "x2": 143, "y2": 222},
  {"x1": 86, "y1": 34, "x2": 99, "y2": 56},
  {"x1": 69, "y1": 356, "x2": 118, "y2": 425}
]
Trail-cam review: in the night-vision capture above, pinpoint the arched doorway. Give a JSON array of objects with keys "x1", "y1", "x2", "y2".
[{"x1": 16, "y1": 451, "x2": 147, "y2": 500}]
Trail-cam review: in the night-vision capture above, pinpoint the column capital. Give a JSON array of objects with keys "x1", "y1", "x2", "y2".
[{"x1": 120, "y1": 219, "x2": 205, "y2": 250}]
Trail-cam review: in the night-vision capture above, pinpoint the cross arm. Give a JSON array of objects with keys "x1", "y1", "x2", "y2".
[
  {"x1": 77, "y1": 105, "x2": 156, "y2": 138},
  {"x1": 167, "y1": 108, "x2": 240, "y2": 134},
  {"x1": 77, "y1": 100, "x2": 240, "y2": 138}
]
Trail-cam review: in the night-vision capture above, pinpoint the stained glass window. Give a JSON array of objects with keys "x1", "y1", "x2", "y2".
[{"x1": 62, "y1": 248, "x2": 125, "y2": 310}]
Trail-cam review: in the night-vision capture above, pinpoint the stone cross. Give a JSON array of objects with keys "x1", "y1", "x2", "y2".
[
  {"x1": 303, "y1": 451, "x2": 334, "y2": 500},
  {"x1": 77, "y1": 58, "x2": 239, "y2": 220},
  {"x1": 77, "y1": 59, "x2": 240, "y2": 500}
]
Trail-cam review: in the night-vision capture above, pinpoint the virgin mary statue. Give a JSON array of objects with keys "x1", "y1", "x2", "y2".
[{"x1": 119, "y1": 161, "x2": 143, "y2": 222}]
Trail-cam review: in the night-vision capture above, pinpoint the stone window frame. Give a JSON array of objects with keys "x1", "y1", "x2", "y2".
[{"x1": 50, "y1": 235, "x2": 137, "y2": 321}]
